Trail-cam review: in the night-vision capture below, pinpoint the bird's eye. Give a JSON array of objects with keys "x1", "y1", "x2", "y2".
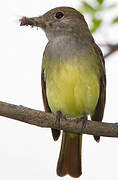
[{"x1": 55, "y1": 12, "x2": 64, "y2": 19}]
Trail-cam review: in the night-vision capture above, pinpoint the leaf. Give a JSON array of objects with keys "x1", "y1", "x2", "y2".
[
  {"x1": 90, "y1": 18, "x2": 102, "y2": 33},
  {"x1": 112, "y1": 17, "x2": 118, "y2": 23},
  {"x1": 82, "y1": 1, "x2": 95, "y2": 14},
  {"x1": 97, "y1": 0, "x2": 104, "y2": 5},
  {"x1": 106, "y1": 3, "x2": 117, "y2": 9}
]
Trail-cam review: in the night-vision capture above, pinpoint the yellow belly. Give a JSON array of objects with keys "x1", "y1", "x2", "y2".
[{"x1": 46, "y1": 61, "x2": 100, "y2": 117}]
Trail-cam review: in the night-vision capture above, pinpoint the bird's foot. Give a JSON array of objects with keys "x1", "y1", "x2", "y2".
[
  {"x1": 80, "y1": 115, "x2": 87, "y2": 134},
  {"x1": 56, "y1": 111, "x2": 65, "y2": 129}
]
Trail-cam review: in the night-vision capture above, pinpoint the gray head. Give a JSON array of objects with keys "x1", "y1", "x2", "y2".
[{"x1": 20, "y1": 6, "x2": 93, "y2": 41}]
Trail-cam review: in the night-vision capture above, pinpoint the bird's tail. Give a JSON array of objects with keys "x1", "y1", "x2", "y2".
[{"x1": 57, "y1": 132, "x2": 82, "y2": 178}]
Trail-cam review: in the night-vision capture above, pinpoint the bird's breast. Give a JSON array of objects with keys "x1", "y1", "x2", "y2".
[{"x1": 46, "y1": 59, "x2": 100, "y2": 117}]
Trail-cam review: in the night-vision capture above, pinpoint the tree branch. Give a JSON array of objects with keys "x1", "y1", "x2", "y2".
[
  {"x1": 0, "y1": 101, "x2": 118, "y2": 138},
  {"x1": 102, "y1": 43, "x2": 118, "y2": 58}
]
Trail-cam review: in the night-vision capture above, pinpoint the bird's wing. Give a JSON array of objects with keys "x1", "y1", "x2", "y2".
[
  {"x1": 91, "y1": 43, "x2": 106, "y2": 142},
  {"x1": 41, "y1": 69, "x2": 60, "y2": 141}
]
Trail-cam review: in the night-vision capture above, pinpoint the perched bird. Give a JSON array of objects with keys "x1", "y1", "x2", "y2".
[{"x1": 20, "y1": 6, "x2": 106, "y2": 178}]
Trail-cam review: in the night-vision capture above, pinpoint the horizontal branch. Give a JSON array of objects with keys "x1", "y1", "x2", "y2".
[{"x1": 0, "y1": 101, "x2": 118, "y2": 138}]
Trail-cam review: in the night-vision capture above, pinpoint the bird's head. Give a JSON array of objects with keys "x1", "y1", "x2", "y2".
[{"x1": 20, "y1": 7, "x2": 93, "y2": 41}]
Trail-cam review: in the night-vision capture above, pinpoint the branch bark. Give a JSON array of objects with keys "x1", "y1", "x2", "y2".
[
  {"x1": 0, "y1": 101, "x2": 118, "y2": 138},
  {"x1": 102, "y1": 43, "x2": 118, "y2": 58}
]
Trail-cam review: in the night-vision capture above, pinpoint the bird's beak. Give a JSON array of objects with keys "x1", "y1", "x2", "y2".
[{"x1": 20, "y1": 16, "x2": 45, "y2": 29}]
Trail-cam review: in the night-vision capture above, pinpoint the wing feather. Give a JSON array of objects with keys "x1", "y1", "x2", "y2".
[
  {"x1": 41, "y1": 69, "x2": 60, "y2": 141},
  {"x1": 91, "y1": 43, "x2": 106, "y2": 142}
]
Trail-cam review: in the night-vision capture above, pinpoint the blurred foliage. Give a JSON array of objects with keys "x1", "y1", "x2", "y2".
[
  {"x1": 112, "y1": 17, "x2": 118, "y2": 23},
  {"x1": 79, "y1": 0, "x2": 118, "y2": 33}
]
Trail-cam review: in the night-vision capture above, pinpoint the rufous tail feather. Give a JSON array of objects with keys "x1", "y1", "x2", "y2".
[{"x1": 57, "y1": 132, "x2": 82, "y2": 178}]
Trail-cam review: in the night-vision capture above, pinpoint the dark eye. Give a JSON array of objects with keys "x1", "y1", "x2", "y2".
[{"x1": 55, "y1": 12, "x2": 64, "y2": 19}]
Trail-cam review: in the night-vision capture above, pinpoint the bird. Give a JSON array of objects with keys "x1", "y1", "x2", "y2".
[{"x1": 20, "y1": 6, "x2": 106, "y2": 178}]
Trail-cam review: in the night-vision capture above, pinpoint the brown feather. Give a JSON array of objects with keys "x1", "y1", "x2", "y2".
[
  {"x1": 41, "y1": 69, "x2": 60, "y2": 141},
  {"x1": 57, "y1": 132, "x2": 82, "y2": 178},
  {"x1": 91, "y1": 43, "x2": 106, "y2": 142}
]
